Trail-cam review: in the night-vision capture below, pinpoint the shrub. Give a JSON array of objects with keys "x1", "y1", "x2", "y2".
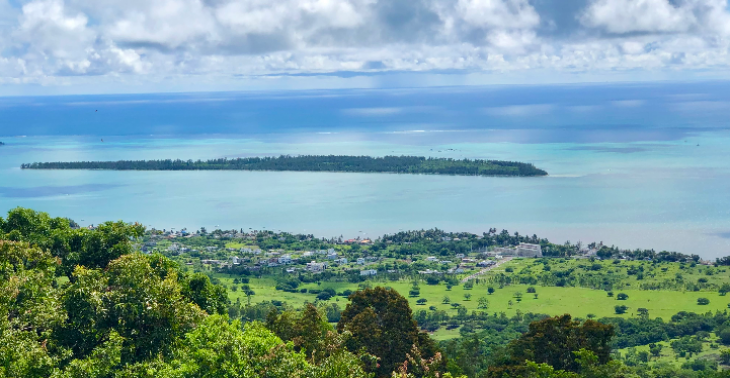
[
  {"x1": 526, "y1": 287, "x2": 536, "y2": 293},
  {"x1": 317, "y1": 291, "x2": 333, "y2": 301},
  {"x1": 616, "y1": 293, "x2": 629, "y2": 300},
  {"x1": 697, "y1": 298, "x2": 710, "y2": 305},
  {"x1": 615, "y1": 305, "x2": 628, "y2": 314}
]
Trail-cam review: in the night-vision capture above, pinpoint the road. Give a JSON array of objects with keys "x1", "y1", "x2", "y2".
[{"x1": 460, "y1": 256, "x2": 513, "y2": 283}]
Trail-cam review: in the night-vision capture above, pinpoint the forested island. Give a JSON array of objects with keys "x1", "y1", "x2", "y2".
[{"x1": 21, "y1": 155, "x2": 548, "y2": 177}]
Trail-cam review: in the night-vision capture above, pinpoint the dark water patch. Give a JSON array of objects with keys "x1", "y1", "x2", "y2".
[
  {"x1": 0, "y1": 184, "x2": 121, "y2": 198},
  {"x1": 715, "y1": 232, "x2": 730, "y2": 240}
]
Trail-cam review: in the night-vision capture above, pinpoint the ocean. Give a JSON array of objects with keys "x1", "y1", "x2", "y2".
[{"x1": 1, "y1": 82, "x2": 729, "y2": 258}]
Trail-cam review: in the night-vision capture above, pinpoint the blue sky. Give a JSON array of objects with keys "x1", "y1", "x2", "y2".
[{"x1": 2, "y1": 0, "x2": 730, "y2": 95}]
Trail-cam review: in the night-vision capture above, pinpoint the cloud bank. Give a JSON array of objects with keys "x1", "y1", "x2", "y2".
[{"x1": 2, "y1": 0, "x2": 730, "y2": 89}]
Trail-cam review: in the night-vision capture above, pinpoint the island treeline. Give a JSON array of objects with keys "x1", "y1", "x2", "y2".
[{"x1": 21, "y1": 155, "x2": 548, "y2": 177}]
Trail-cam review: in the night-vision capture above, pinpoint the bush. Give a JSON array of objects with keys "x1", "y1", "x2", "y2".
[
  {"x1": 317, "y1": 291, "x2": 333, "y2": 301},
  {"x1": 697, "y1": 298, "x2": 710, "y2": 305},
  {"x1": 526, "y1": 287, "x2": 536, "y2": 293},
  {"x1": 607, "y1": 291, "x2": 614, "y2": 297},
  {"x1": 505, "y1": 267, "x2": 514, "y2": 273},
  {"x1": 615, "y1": 305, "x2": 628, "y2": 314},
  {"x1": 616, "y1": 293, "x2": 628, "y2": 300},
  {"x1": 417, "y1": 298, "x2": 428, "y2": 305}
]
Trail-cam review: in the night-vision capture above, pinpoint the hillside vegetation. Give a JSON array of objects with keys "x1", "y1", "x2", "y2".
[{"x1": 5, "y1": 208, "x2": 730, "y2": 378}]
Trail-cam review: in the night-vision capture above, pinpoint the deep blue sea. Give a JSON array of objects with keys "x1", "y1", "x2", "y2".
[{"x1": 1, "y1": 82, "x2": 729, "y2": 258}]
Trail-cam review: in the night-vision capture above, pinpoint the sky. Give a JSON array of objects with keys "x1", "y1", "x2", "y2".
[{"x1": 2, "y1": 0, "x2": 730, "y2": 95}]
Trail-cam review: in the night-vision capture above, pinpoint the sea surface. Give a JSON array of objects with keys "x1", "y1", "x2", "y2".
[{"x1": 1, "y1": 82, "x2": 730, "y2": 258}]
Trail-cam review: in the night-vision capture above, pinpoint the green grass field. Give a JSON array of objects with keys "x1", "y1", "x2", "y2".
[
  {"x1": 618, "y1": 334, "x2": 725, "y2": 368},
  {"x1": 212, "y1": 269, "x2": 730, "y2": 340}
]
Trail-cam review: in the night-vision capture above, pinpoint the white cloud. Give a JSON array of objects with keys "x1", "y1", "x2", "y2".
[
  {"x1": 343, "y1": 107, "x2": 402, "y2": 116},
  {"x1": 612, "y1": 100, "x2": 645, "y2": 107},
  {"x1": 2, "y1": 0, "x2": 730, "y2": 90},
  {"x1": 483, "y1": 104, "x2": 553, "y2": 116}
]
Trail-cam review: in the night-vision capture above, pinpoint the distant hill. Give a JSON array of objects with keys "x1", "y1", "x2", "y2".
[{"x1": 21, "y1": 155, "x2": 548, "y2": 177}]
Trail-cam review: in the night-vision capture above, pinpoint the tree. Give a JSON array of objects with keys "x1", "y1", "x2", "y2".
[
  {"x1": 56, "y1": 253, "x2": 205, "y2": 363},
  {"x1": 720, "y1": 283, "x2": 730, "y2": 296},
  {"x1": 637, "y1": 308, "x2": 649, "y2": 319},
  {"x1": 337, "y1": 287, "x2": 442, "y2": 377},
  {"x1": 697, "y1": 298, "x2": 710, "y2": 305},
  {"x1": 616, "y1": 293, "x2": 628, "y2": 300},
  {"x1": 182, "y1": 271, "x2": 229, "y2": 315},
  {"x1": 505, "y1": 314, "x2": 614, "y2": 373},
  {"x1": 614, "y1": 305, "x2": 628, "y2": 314},
  {"x1": 464, "y1": 293, "x2": 472, "y2": 301},
  {"x1": 649, "y1": 343, "x2": 663, "y2": 358},
  {"x1": 719, "y1": 328, "x2": 730, "y2": 345},
  {"x1": 487, "y1": 287, "x2": 495, "y2": 295},
  {"x1": 477, "y1": 297, "x2": 489, "y2": 310},
  {"x1": 417, "y1": 299, "x2": 428, "y2": 305},
  {"x1": 526, "y1": 287, "x2": 536, "y2": 293},
  {"x1": 443, "y1": 296, "x2": 451, "y2": 304}
]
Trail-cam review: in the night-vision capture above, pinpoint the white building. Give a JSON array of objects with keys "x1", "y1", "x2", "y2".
[
  {"x1": 306, "y1": 261, "x2": 328, "y2": 272},
  {"x1": 231, "y1": 256, "x2": 240, "y2": 264},
  {"x1": 360, "y1": 269, "x2": 377, "y2": 276},
  {"x1": 516, "y1": 243, "x2": 543, "y2": 257},
  {"x1": 356, "y1": 258, "x2": 366, "y2": 265},
  {"x1": 426, "y1": 256, "x2": 439, "y2": 262},
  {"x1": 278, "y1": 255, "x2": 292, "y2": 264}
]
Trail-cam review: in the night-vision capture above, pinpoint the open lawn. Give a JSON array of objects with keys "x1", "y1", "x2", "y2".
[{"x1": 211, "y1": 268, "x2": 730, "y2": 339}]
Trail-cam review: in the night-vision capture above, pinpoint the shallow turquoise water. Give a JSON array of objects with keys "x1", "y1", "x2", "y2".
[{"x1": 1, "y1": 131, "x2": 729, "y2": 258}]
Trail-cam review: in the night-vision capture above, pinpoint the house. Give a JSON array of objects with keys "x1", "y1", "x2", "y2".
[
  {"x1": 461, "y1": 258, "x2": 476, "y2": 263},
  {"x1": 326, "y1": 252, "x2": 338, "y2": 260},
  {"x1": 455, "y1": 253, "x2": 465, "y2": 258},
  {"x1": 448, "y1": 267, "x2": 465, "y2": 274},
  {"x1": 286, "y1": 268, "x2": 297, "y2": 273},
  {"x1": 477, "y1": 260, "x2": 495, "y2": 267},
  {"x1": 426, "y1": 256, "x2": 439, "y2": 262},
  {"x1": 418, "y1": 269, "x2": 442, "y2": 275},
  {"x1": 441, "y1": 236, "x2": 452, "y2": 242},
  {"x1": 439, "y1": 260, "x2": 452, "y2": 264},
  {"x1": 231, "y1": 256, "x2": 240, "y2": 264},
  {"x1": 334, "y1": 258, "x2": 348, "y2": 265},
  {"x1": 356, "y1": 258, "x2": 366, "y2": 265},
  {"x1": 302, "y1": 251, "x2": 314, "y2": 258},
  {"x1": 278, "y1": 255, "x2": 292, "y2": 264},
  {"x1": 306, "y1": 261, "x2": 328, "y2": 272},
  {"x1": 360, "y1": 269, "x2": 377, "y2": 276}
]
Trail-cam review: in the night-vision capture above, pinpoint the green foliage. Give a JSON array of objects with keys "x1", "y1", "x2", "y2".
[
  {"x1": 338, "y1": 287, "x2": 443, "y2": 377},
  {"x1": 697, "y1": 298, "x2": 710, "y2": 305},
  {"x1": 504, "y1": 314, "x2": 614, "y2": 373},
  {"x1": 614, "y1": 305, "x2": 628, "y2": 314}
]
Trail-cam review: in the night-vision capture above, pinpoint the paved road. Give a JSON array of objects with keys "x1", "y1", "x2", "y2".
[{"x1": 460, "y1": 257, "x2": 513, "y2": 283}]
